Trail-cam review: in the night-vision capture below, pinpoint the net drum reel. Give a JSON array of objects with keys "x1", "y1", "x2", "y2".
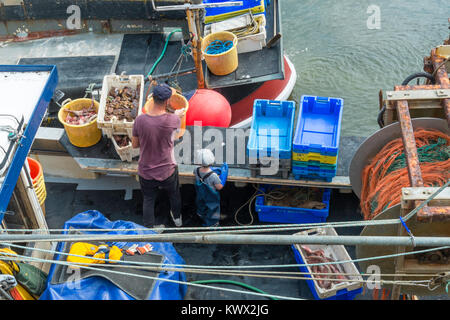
[
  {"x1": 350, "y1": 118, "x2": 450, "y2": 296},
  {"x1": 349, "y1": 118, "x2": 449, "y2": 199}
]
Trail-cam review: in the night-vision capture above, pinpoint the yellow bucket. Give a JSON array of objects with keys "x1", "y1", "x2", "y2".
[
  {"x1": 58, "y1": 98, "x2": 102, "y2": 148},
  {"x1": 201, "y1": 31, "x2": 238, "y2": 76},
  {"x1": 143, "y1": 90, "x2": 189, "y2": 140}
]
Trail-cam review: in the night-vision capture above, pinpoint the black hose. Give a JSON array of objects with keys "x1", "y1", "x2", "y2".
[
  {"x1": 377, "y1": 105, "x2": 386, "y2": 128},
  {"x1": 401, "y1": 72, "x2": 435, "y2": 86},
  {"x1": 377, "y1": 72, "x2": 436, "y2": 128}
]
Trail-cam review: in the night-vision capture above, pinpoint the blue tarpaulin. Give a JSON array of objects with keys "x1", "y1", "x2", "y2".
[{"x1": 40, "y1": 210, "x2": 187, "y2": 300}]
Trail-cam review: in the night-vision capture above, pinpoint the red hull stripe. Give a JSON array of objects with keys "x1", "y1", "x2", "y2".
[{"x1": 229, "y1": 56, "x2": 293, "y2": 126}]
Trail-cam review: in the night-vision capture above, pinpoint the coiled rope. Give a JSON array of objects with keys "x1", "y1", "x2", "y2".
[
  {"x1": 360, "y1": 128, "x2": 450, "y2": 220},
  {"x1": 205, "y1": 40, "x2": 234, "y2": 55}
]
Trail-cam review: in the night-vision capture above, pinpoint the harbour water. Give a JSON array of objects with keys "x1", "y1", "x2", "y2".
[{"x1": 281, "y1": 0, "x2": 449, "y2": 137}]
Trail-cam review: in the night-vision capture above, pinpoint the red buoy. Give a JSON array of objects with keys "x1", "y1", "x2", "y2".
[{"x1": 186, "y1": 89, "x2": 232, "y2": 127}]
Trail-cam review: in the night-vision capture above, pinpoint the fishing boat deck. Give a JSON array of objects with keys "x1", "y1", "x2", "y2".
[
  {"x1": 44, "y1": 177, "x2": 368, "y2": 300},
  {"x1": 43, "y1": 177, "x2": 448, "y2": 300},
  {"x1": 31, "y1": 126, "x2": 365, "y2": 189}
]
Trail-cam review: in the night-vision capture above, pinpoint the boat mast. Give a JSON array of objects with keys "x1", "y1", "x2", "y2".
[{"x1": 186, "y1": 1, "x2": 205, "y2": 89}]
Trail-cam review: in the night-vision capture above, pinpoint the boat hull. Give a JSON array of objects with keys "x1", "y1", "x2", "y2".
[{"x1": 229, "y1": 55, "x2": 297, "y2": 128}]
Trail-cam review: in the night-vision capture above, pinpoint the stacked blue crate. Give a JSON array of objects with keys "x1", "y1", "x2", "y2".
[
  {"x1": 292, "y1": 164, "x2": 337, "y2": 183},
  {"x1": 255, "y1": 185, "x2": 331, "y2": 224},
  {"x1": 247, "y1": 99, "x2": 296, "y2": 178},
  {"x1": 292, "y1": 95, "x2": 344, "y2": 182}
]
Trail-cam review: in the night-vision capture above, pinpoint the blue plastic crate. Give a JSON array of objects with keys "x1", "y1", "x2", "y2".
[
  {"x1": 291, "y1": 245, "x2": 363, "y2": 300},
  {"x1": 293, "y1": 161, "x2": 337, "y2": 171},
  {"x1": 247, "y1": 99, "x2": 296, "y2": 160},
  {"x1": 292, "y1": 164, "x2": 337, "y2": 182},
  {"x1": 293, "y1": 95, "x2": 344, "y2": 156},
  {"x1": 290, "y1": 228, "x2": 363, "y2": 300},
  {"x1": 292, "y1": 164, "x2": 337, "y2": 176},
  {"x1": 204, "y1": 0, "x2": 265, "y2": 17},
  {"x1": 254, "y1": 185, "x2": 331, "y2": 224}
]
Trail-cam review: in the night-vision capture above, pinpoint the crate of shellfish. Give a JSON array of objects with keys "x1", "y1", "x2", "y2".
[
  {"x1": 291, "y1": 227, "x2": 363, "y2": 300},
  {"x1": 111, "y1": 134, "x2": 140, "y2": 162},
  {"x1": 98, "y1": 74, "x2": 144, "y2": 138}
]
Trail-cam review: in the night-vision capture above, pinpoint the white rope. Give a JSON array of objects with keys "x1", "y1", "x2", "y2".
[
  {"x1": 0, "y1": 249, "x2": 432, "y2": 287},
  {"x1": 1, "y1": 242, "x2": 436, "y2": 279},
  {"x1": 0, "y1": 252, "x2": 431, "y2": 289},
  {"x1": 0, "y1": 253, "x2": 301, "y2": 300},
  {"x1": 2, "y1": 242, "x2": 447, "y2": 280}
]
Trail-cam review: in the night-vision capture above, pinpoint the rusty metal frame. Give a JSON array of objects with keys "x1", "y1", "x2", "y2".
[
  {"x1": 394, "y1": 95, "x2": 450, "y2": 222},
  {"x1": 391, "y1": 43, "x2": 450, "y2": 223},
  {"x1": 390, "y1": 36, "x2": 450, "y2": 299},
  {"x1": 382, "y1": 84, "x2": 449, "y2": 125}
]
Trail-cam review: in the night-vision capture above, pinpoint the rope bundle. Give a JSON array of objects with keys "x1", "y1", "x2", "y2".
[
  {"x1": 360, "y1": 128, "x2": 450, "y2": 220},
  {"x1": 205, "y1": 40, "x2": 234, "y2": 55}
]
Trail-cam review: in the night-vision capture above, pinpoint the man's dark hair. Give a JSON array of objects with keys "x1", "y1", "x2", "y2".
[
  {"x1": 153, "y1": 95, "x2": 166, "y2": 104},
  {"x1": 152, "y1": 84, "x2": 172, "y2": 104}
]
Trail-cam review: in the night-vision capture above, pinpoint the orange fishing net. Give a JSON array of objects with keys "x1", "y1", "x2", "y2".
[{"x1": 360, "y1": 128, "x2": 450, "y2": 220}]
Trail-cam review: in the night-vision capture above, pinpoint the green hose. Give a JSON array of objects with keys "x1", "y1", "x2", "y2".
[
  {"x1": 190, "y1": 280, "x2": 278, "y2": 300},
  {"x1": 146, "y1": 29, "x2": 182, "y2": 78}
]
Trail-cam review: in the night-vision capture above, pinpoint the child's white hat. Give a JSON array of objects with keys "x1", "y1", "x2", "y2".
[{"x1": 196, "y1": 149, "x2": 215, "y2": 166}]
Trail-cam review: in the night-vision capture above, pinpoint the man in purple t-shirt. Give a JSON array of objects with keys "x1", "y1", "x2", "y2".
[{"x1": 132, "y1": 84, "x2": 183, "y2": 229}]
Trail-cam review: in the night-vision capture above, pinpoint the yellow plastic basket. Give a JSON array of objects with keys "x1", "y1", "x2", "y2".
[
  {"x1": 205, "y1": 3, "x2": 265, "y2": 24},
  {"x1": 292, "y1": 152, "x2": 338, "y2": 165}
]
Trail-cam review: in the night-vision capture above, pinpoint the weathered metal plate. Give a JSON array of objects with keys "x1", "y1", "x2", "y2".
[
  {"x1": 385, "y1": 89, "x2": 450, "y2": 101},
  {"x1": 401, "y1": 187, "x2": 450, "y2": 207}
]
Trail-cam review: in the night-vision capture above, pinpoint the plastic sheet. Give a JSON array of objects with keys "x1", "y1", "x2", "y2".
[{"x1": 40, "y1": 210, "x2": 187, "y2": 300}]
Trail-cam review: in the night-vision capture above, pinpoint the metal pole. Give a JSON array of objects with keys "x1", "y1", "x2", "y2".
[
  {"x1": 1, "y1": 233, "x2": 450, "y2": 247},
  {"x1": 150, "y1": 67, "x2": 197, "y2": 81},
  {"x1": 186, "y1": 8, "x2": 205, "y2": 89}
]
